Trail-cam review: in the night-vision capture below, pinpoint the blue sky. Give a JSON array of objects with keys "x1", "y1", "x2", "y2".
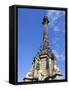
[{"x1": 18, "y1": 8, "x2": 65, "y2": 82}]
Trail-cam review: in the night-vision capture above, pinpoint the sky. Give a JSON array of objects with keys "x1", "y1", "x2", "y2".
[{"x1": 18, "y1": 8, "x2": 65, "y2": 82}]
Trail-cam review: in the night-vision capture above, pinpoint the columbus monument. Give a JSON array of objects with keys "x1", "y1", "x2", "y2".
[{"x1": 23, "y1": 16, "x2": 62, "y2": 82}]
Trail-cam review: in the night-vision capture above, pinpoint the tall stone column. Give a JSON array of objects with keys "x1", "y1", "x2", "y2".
[
  {"x1": 42, "y1": 16, "x2": 49, "y2": 49},
  {"x1": 38, "y1": 16, "x2": 50, "y2": 80}
]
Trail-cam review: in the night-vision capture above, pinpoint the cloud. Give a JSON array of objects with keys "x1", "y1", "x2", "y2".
[
  {"x1": 47, "y1": 10, "x2": 65, "y2": 22},
  {"x1": 54, "y1": 26, "x2": 60, "y2": 32},
  {"x1": 47, "y1": 10, "x2": 65, "y2": 33},
  {"x1": 52, "y1": 49, "x2": 65, "y2": 61},
  {"x1": 53, "y1": 25, "x2": 65, "y2": 33}
]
